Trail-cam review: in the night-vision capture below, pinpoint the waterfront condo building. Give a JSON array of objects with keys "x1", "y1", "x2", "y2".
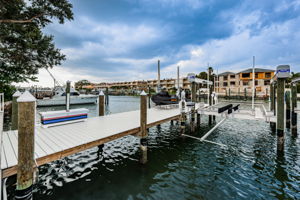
[{"x1": 217, "y1": 68, "x2": 275, "y2": 97}]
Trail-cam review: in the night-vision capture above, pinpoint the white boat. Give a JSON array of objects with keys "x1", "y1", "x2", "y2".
[{"x1": 37, "y1": 87, "x2": 98, "y2": 107}]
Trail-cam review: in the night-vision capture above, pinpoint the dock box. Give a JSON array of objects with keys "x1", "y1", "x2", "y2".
[{"x1": 40, "y1": 108, "x2": 88, "y2": 127}]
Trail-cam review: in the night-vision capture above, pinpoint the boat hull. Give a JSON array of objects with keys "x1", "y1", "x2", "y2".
[
  {"x1": 37, "y1": 95, "x2": 98, "y2": 107},
  {"x1": 151, "y1": 94, "x2": 179, "y2": 105}
]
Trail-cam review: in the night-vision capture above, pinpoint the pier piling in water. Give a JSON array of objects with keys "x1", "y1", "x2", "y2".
[
  {"x1": 270, "y1": 83, "x2": 276, "y2": 132},
  {"x1": 291, "y1": 83, "x2": 298, "y2": 136},
  {"x1": 276, "y1": 65, "x2": 290, "y2": 152},
  {"x1": 11, "y1": 91, "x2": 22, "y2": 130},
  {"x1": 180, "y1": 90, "x2": 186, "y2": 134},
  {"x1": 277, "y1": 78, "x2": 285, "y2": 152},
  {"x1": 66, "y1": 81, "x2": 71, "y2": 112},
  {"x1": 139, "y1": 91, "x2": 148, "y2": 164},
  {"x1": 285, "y1": 90, "x2": 291, "y2": 129},
  {"x1": 98, "y1": 90, "x2": 105, "y2": 116},
  {"x1": 191, "y1": 82, "x2": 196, "y2": 132},
  {"x1": 16, "y1": 91, "x2": 36, "y2": 200}
]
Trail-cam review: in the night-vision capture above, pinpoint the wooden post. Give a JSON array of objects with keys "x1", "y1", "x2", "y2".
[
  {"x1": 191, "y1": 82, "x2": 196, "y2": 132},
  {"x1": 197, "y1": 112, "x2": 201, "y2": 127},
  {"x1": 228, "y1": 88, "x2": 231, "y2": 100},
  {"x1": 244, "y1": 88, "x2": 247, "y2": 100},
  {"x1": 139, "y1": 91, "x2": 147, "y2": 164},
  {"x1": 148, "y1": 86, "x2": 151, "y2": 109},
  {"x1": 270, "y1": 84, "x2": 274, "y2": 111},
  {"x1": 16, "y1": 91, "x2": 36, "y2": 200},
  {"x1": 277, "y1": 78, "x2": 285, "y2": 152},
  {"x1": 65, "y1": 81, "x2": 71, "y2": 112},
  {"x1": 285, "y1": 90, "x2": 291, "y2": 129},
  {"x1": 269, "y1": 83, "x2": 276, "y2": 132},
  {"x1": 180, "y1": 90, "x2": 186, "y2": 134},
  {"x1": 98, "y1": 90, "x2": 105, "y2": 116},
  {"x1": 105, "y1": 87, "x2": 109, "y2": 105},
  {"x1": 238, "y1": 88, "x2": 240, "y2": 100},
  {"x1": 11, "y1": 91, "x2": 22, "y2": 130},
  {"x1": 208, "y1": 85, "x2": 213, "y2": 125},
  {"x1": 291, "y1": 83, "x2": 298, "y2": 136}
]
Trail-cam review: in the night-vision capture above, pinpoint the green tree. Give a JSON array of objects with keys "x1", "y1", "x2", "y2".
[
  {"x1": 0, "y1": 0, "x2": 73, "y2": 99},
  {"x1": 75, "y1": 80, "x2": 91, "y2": 89}
]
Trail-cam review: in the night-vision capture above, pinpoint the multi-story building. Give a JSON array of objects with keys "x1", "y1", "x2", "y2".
[
  {"x1": 217, "y1": 68, "x2": 275, "y2": 96},
  {"x1": 82, "y1": 77, "x2": 192, "y2": 91}
]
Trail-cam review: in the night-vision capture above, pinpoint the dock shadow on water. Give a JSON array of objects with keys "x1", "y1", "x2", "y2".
[{"x1": 4, "y1": 97, "x2": 300, "y2": 200}]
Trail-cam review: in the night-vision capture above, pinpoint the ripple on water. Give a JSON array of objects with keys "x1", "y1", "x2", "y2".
[{"x1": 5, "y1": 99, "x2": 300, "y2": 200}]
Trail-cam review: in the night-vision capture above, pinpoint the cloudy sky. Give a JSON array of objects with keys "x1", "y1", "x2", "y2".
[{"x1": 23, "y1": 0, "x2": 300, "y2": 87}]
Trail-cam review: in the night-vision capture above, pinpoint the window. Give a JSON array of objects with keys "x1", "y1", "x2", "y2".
[
  {"x1": 230, "y1": 81, "x2": 235, "y2": 86},
  {"x1": 223, "y1": 76, "x2": 228, "y2": 81},
  {"x1": 264, "y1": 80, "x2": 270, "y2": 85},
  {"x1": 242, "y1": 73, "x2": 250, "y2": 78},
  {"x1": 255, "y1": 73, "x2": 258, "y2": 78},
  {"x1": 223, "y1": 82, "x2": 228, "y2": 87},
  {"x1": 265, "y1": 72, "x2": 271, "y2": 78},
  {"x1": 255, "y1": 80, "x2": 258, "y2": 86},
  {"x1": 230, "y1": 75, "x2": 235, "y2": 79},
  {"x1": 243, "y1": 81, "x2": 248, "y2": 86}
]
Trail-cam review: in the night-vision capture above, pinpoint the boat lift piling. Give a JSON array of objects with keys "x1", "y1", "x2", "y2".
[
  {"x1": 291, "y1": 78, "x2": 299, "y2": 136},
  {"x1": 285, "y1": 90, "x2": 291, "y2": 129},
  {"x1": 272, "y1": 65, "x2": 291, "y2": 152},
  {"x1": 180, "y1": 90, "x2": 186, "y2": 135},
  {"x1": 270, "y1": 83, "x2": 276, "y2": 133}
]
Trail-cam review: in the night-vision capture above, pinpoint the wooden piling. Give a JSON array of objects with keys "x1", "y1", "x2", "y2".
[
  {"x1": 148, "y1": 86, "x2": 151, "y2": 109},
  {"x1": 11, "y1": 91, "x2": 22, "y2": 130},
  {"x1": 105, "y1": 87, "x2": 109, "y2": 105},
  {"x1": 180, "y1": 91, "x2": 186, "y2": 134},
  {"x1": 270, "y1": 84, "x2": 274, "y2": 111},
  {"x1": 208, "y1": 85, "x2": 213, "y2": 125},
  {"x1": 191, "y1": 83, "x2": 196, "y2": 132},
  {"x1": 66, "y1": 81, "x2": 71, "y2": 112},
  {"x1": 98, "y1": 91, "x2": 105, "y2": 116},
  {"x1": 16, "y1": 91, "x2": 36, "y2": 200},
  {"x1": 277, "y1": 78, "x2": 285, "y2": 152},
  {"x1": 291, "y1": 83, "x2": 298, "y2": 136},
  {"x1": 285, "y1": 90, "x2": 291, "y2": 129},
  {"x1": 139, "y1": 91, "x2": 148, "y2": 164},
  {"x1": 197, "y1": 113, "x2": 201, "y2": 127}
]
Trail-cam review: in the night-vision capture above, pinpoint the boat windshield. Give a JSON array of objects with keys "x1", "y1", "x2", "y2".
[{"x1": 61, "y1": 92, "x2": 80, "y2": 96}]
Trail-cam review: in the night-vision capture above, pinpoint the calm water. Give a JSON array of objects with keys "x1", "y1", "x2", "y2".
[{"x1": 5, "y1": 96, "x2": 300, "y2": 200}]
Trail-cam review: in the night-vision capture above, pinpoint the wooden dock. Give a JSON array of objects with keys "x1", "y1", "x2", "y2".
[{"x1": 1, "y1": 107, "x2": 181, "y2": 178}]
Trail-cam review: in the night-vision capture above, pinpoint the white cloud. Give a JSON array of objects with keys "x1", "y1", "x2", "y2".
[
  {"x1": 52, "y1": 16, "x2": 167, "y2": 60},
  {"x1": 162, "y1": 15, "x2": 300, "y2": 77}
]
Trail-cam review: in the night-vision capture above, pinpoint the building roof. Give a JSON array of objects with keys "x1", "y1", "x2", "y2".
[
  {"x1": 218, "y1": 71, "x2": 235, "y2": 76},
  {"x1": 239, "y1": 68, "x2": 275, "y2": 73}
]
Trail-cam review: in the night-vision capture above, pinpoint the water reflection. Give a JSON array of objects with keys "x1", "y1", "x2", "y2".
[{"x1": 3, "y1": 98, "x2": 300, "y2": 200}]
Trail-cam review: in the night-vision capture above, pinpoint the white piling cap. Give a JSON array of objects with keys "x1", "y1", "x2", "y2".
[
  {"x1": 99, "y1": 90, "x2": 105, "y2": 96},
  {"x1": 17, "y1": 91, "x2": 36, "y2": 102},
  {"x1": 140, "y1": 90, "x2": 147, "y2": 96},
  {"x1": 12, "y1": 90, "x2": 22, "y2": 97}
]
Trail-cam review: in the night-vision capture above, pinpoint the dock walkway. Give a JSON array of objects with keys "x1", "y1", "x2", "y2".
[{"x1": 1, "y1": 107, "x2": 181, "y2": 178}]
